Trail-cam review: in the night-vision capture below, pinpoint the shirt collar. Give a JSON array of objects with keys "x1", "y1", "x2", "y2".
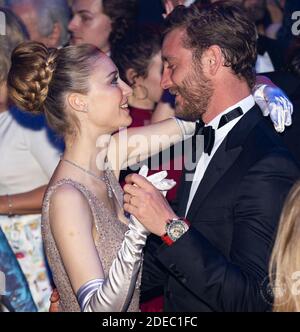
[{"x1": 207, "y1": 95, "x2": 255, "y2": 130}]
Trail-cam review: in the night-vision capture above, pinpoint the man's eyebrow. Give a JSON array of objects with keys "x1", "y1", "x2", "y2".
[{"x1": 162, "y1": 55, "x2": 176, "y2": 62}]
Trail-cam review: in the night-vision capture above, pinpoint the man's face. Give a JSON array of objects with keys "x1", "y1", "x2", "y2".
[{"x1": 161, "y1": 28, "x2": 213, "y2": 122}]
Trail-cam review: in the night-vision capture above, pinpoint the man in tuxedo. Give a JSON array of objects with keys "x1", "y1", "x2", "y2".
[{"x1": 123, "y1": 2, "x2": 300, "y2": 312}]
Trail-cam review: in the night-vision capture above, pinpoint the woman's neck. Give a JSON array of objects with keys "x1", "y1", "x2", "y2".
[{"x1": 64, "y1": 132, "x2": 112, "y2": 175}]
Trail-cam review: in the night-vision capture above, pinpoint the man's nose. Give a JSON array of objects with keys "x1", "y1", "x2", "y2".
[{"x1": 160, "y1": 68, "x2": 172, "y2": 90}]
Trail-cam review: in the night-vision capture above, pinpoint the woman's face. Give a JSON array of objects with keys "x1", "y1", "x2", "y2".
[
  {"x1": 140, "y1": 51, "x2": 164, "y2": 105},
  {"x1": 85, "y1": 55, "x2": 133, "y2": 133},
  {"x1": 68, "y1": 0, "x2": 112, "y2": 53}
]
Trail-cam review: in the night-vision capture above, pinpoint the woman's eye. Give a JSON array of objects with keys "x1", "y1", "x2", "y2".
[{"x1": 111, "y1": 77, "x2": 119, "y2": 85}]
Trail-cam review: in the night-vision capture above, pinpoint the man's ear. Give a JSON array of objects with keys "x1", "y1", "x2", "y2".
[
  {"x1": 202, "y1": 45, "x2": 223, "y2": 77},
  {"x1": 47, "y1": 22, "x2": 61, "y2": 48},
  {"x1": 67, "y1": 93, "x2": 88, "y2": 113}
]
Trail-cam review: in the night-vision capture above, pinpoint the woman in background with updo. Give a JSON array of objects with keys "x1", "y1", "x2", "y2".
[
  {"x1": 7, "y1": 40, "x2": 195, "y2": 311},
  {"x1": 0, "y1": 8, "x2": 62, "y2": 311}
]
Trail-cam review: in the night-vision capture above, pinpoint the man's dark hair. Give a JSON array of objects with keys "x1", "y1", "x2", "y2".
[{"x1": 164, "y1": 1, "x2": 258, "y2": 88}]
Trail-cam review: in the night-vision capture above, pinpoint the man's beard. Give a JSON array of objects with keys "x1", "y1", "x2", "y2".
[{"x1": 170, "y1": 66, "x2": 213, "y2": 122}]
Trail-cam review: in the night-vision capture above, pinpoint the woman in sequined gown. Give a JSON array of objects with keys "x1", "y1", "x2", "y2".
[{"x1": 7, "y1": 41, "x2": 195, "y2": 311}]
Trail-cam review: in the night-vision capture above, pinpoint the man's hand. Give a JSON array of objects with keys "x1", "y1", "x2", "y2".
[
  {"x1": 123, "y1": 174, "x2": 178, "y2": 236},
  {"x1": 49, "y1": 288, "x2": 60, "y2": 312}
]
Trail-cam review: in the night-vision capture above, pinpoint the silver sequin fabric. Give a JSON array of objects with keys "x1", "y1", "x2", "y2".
[{"x1": 42, "y1": 170, "x2": 141, "y2": 312}]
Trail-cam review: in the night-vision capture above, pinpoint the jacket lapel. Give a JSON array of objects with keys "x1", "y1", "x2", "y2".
[{"x1": 186, "y1": 105, "x2": 263, "y2": 220}]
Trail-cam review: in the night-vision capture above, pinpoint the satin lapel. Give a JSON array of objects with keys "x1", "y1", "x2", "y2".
[{"x1": 186, "y1": 138, "x2": 242, "y2": 220}]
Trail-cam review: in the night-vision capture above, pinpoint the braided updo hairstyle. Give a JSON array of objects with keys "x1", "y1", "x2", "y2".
[{"x1": 8, "y1": 41, "x2": 103, "y2": 137}]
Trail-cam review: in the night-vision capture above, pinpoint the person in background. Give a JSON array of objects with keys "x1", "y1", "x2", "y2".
[
  {"x1": 0, "y1": 7, "x2": 62, "y2": 311},
  {"x1": 5, "y1": 0, "x2": 71, "y2": 48},
  {"x1": 68, "y1": 0, "x2": 137, "y2": 54},
  {"x1": 269, "y1": 181, "x2": 300, "y2": 311},
  {"x1": 0, "y1": 227, "x2": 36, "y2": 312},
  {"x1": 111, "y1": 26, "x2": 163, "y2": 129}
]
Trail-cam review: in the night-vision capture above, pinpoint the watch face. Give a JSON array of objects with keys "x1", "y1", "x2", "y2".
[{"x1": 167, "y1": 220, "x2": 189, "y2": 241}]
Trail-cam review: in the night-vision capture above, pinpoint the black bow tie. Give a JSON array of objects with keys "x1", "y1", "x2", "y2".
[{"x1": 194, "y1": 107, "x2": 243, "y2": 156}]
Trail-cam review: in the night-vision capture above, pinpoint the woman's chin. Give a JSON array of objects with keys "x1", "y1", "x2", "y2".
[{"x1": 121, "y1": 115, "x2": 133, "y2": 128}]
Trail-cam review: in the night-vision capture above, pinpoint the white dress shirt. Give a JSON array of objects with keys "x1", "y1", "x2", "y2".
[{"x1": 185, "y1": 95, "x2": 255, "y2": 216}]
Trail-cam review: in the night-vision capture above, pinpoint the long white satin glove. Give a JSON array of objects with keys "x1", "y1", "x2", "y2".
[
  {"x1": 77, "y1": 166, "x2": 176, "y2": 312},
  {"x1": 130, "y1": 165, "x2": 177, "y2": 235},
  {"x1": 79, "y1": 215, "x2": 148, "y2": 312},
  {"x1": 253, "y1": 84, "x2": 293, "y2": 133}
]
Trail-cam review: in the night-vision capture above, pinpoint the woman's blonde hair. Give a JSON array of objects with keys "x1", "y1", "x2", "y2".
[
  {"x1": 269, "y1": 181, "x2": 300, "y2": 311},
  {"x1": 8, "y1": 41, "x2": 103, "y2": 137}
]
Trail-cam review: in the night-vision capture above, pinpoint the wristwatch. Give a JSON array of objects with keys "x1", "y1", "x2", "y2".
[{"x1": 161, "y1": 218, "x2": 191, "y2": 246}]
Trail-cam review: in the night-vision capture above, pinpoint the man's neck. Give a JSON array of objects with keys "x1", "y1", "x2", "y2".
[{"x1": 202, "y1": 78, "x2": 252, "y2": 124}]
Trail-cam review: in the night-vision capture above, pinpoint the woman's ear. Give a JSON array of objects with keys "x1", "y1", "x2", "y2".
[
  {"x1": 125, "y1": 68, "x2": 138, "y2": 86},
  {"x1": 67, "y1": 93, "x2": 88, "y2": 113}
]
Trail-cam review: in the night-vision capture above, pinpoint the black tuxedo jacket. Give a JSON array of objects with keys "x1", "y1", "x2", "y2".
[
  {"x1": 141, "y1": 105, "x2": 300, "y2": 312},
  {"x1": 266, "y1": 71, "x2": 300, "y2": 166}
]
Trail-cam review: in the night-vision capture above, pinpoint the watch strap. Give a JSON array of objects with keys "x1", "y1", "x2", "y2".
[{"x1": 161, "y1": 218, "x2": 190, "y2": 246}]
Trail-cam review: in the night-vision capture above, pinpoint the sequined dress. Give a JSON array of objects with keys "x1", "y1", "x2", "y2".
[{"x1": 41, "y1": 170, "x2": 141, "y2": 312}]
